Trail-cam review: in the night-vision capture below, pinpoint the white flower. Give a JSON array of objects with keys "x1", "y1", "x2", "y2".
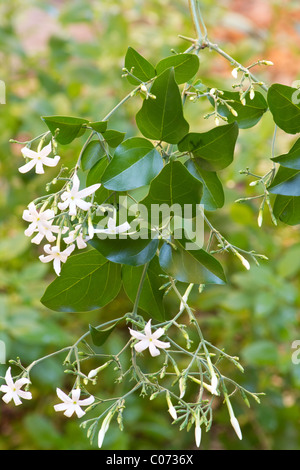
[
  {"x1": 98, "y1": 411, "x2": 113, "y2": 448},
  {"x1": 210, "y1": 373, "x2": 219, "y2": 396},
  {"x1": 23, "y1": 202, "x2": 55, "y2": 236},
  {"x1": 54, "y1": 388, "x2": 95, "y2": 418},
  {"x1": 58, "y1": 173, "x2": 100, "y2": 216},
  {"x1": 129, "y1": 320, "x2": 170, "y2": 357},
  {"x1": 64, "y1": 225, "x2": 88, "y2": 250},
  {"x1": 19, "y1": 142, "x2": 60, "y2": 174},
  {"x1": 22, "y1": 201, "x2": 65, "y2": 245},
  {"x1": 231, "y1": 67, "x2": 239, "y2": 79},
  {"x1": 166, "y1": 392, "x2": 177, "y2": 421},
  {"x1": 0, "y1": 367, "x2": 32, "y2": 406},
  {"x1": 195, "y1": 417, "x2": 202, "y2": 448},
  {"x1": 94, "y1": 217, "x2": 131, "y2": 236},
  {"x1": 225, "y1": 396, "x2": 243, "y2": 440},
  {"x1": 39, "y1": 243, "x2": 75, "y2": 275}
]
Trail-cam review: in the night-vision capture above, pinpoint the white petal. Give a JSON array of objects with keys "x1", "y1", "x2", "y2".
[
  {"x1": 21, "y1": 147, "x2": 37, "y2": 159},
  {"x1": 54, "y1": 403, "x2": 69, "y2": 412},
  {"x1": 12, "y1": 393, "x2": 23, "y2": 406},
  {"x1": 74, "y1": 405, "x2": 86, "y2": 419},
  {"x1": 35, "y1": 160, "x2": 45, "y2": 174},
  {"x1": 152, "y1": 327, "x2": 165, "y2": 340},
  {"x1": 71, "y1": 389, "x2": 81, "y2": 402},
  {"x1": 39, "y1": 142, "x2": 52, "y2": 158},
  {"x1": 2, "y1": 392, "x2": 13, "y2": 404},
  {"x1": 31, "y1": 232, "x2": 44, "y2": 245},
  {"x1": 18, "y1": 159, "x2": 37, "y2": 174},
  {"x1": 75, "y1": 199, "x2": 92, "y2": 212},
  {"x1": 72, "y1": 174, "x2": 81, "y2": 193},
  {"x1": 58, "y1": 200, "x2": 70, "y2": 211},
  {"x1": 149, "y1": 342, "x2": 161, "y2": 357},
  {"x1": 64, "y1": 406, "x2": 76, "y2": 418},
  {"x1": 53, "y1": 257, "x2": 61, "y2": 276},
  {"x1": 42, "y1": 155, "x2": 60, "y2": 167},
  {"x1": 4, "y1": 367, "x2": 14, "y2": 389},
  {"x1": 153, "y1": 339, "x2": 170, "y2": 350},
  {"x1": 79, "y1": 395, "x2": 95, "y2": 407},
  {"x1": 56, "y1": 388, "x2": 72, "y2": 404},
  {"x1": 77, "y1": 184, "x2": 100, "y2": 199},
  {"x1": 17, "y1": 390, "x2": 32, "y2": 401},
  {"x1": 129, "y1": 328, "x2": 147, "y2": 341},
  {"x1": 144, "y1": 320, "x2": 152, "y2": 338},
  {"x1": 134, "y1": 339, "x2": 150, "y2": 353}
]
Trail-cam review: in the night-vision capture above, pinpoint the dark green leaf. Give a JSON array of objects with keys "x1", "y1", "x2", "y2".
[
  {"x1": 209, "y1": 90, "x2": 268, "y2": 129},
  {"x1": 267, "y1": 84, "x2": 300, "y2": 134},
  {"x1": 89, "y1": 235, "x2": 159, "y2": 266},
  {"x1": 41, "y1": 250, "x2": 121, "y2": 312},
  {"x1": 101, "y1": 130, "x2": 126, "y2": 148},
  {"x1": 141, "y1": 160, "x2": 203, "y2": 212},
  {"x1": 124, "y1": 47, "x2": 156, "y2": 86},
  {"x1": 159, "y1": 240, "x2": 226, "y2": 284},
  {"x1": 136, "y1": 68, "x2": 189, "y2": 143},
  {"x1": 155, "y1": 53, "x2": 199, "y2": 84},
  {"x1": 101, "y1": 137, "x2": 163, "y2": 191},
  {"x1": 89, "y1": 321, "x2": 121, "y2": 347},
  {"x1": 273, "y1": 194, "x2": 300, "y2": 225},
  {"x1": 81, "y1": 140, "x2": 105, "y2": 171},
  {"x1": 272, "y1": 137, "x2": 300, "y2": 169},
  {"x1": 268, "y1": 166, "x2": 300, "y2": 196},
  {"x1": 122, "y1": 257, "x2": 166, "y2": 321},
  {"x1": 42, "y1": 115, "x2": 89, "y2": 145},
  {"x1": 178, "y1": 122, "x2": 239, "y2": 171},
  {"x1": 185, "y1": 159, "x2": 224, "y2": 210},
  {"x1": 88, "y1": 121, "x2": 108, "y2": 133}
]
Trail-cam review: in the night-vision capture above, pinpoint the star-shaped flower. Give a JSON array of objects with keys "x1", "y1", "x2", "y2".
[
  {"x1": 129, "y1": 320, "x2": 170, "y2": 357},
  {"x1": 54, "y1": 388, "x2": 95, "y2": 418},
  {"x1": 19, "y1": 142, "x2": 60, "y2": 174},
  {"x1": 94, "y1": 217, "x2": 131, "y2": 236},
  {"x1": 39, "y1": 243, "x2": 75, "y2": 276},
  {"x1": 0, "y1": 367, "x2": 32, "y2": 406},
  {"x1": 58, "y1": 174, "x2": 100, "y2": 216}
]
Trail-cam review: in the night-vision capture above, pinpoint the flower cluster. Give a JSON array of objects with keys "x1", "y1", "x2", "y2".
[
  {"x1": 0, "y1": 367, "x2": 94, "y2": 419},
  {"x1": 19, "y1": 141, "x2": 130, "y2": 275}
]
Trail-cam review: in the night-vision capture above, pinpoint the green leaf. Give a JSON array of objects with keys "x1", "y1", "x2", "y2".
[
  {"x1": 267, "y1": 84, "x2": 300, "y2": 134},
  {"x1": 209, "y1": 90, "x2": 268, "y2": 128},
  {"x1": 40, "y1": 250, "x2": 121, "y2": 312},
  {"x1": 159, "y1": 240, "x2": 226, "y2": 284},
  {"x1": 101, "y1": 130, "x2": 126, "y2": 148},
  {"x1": 122, "y1": 257, "x2": 166, "y2": 321},
  {"x1": 81, "y1": 140, "x2": 105, "y2": 171},
  {"x1": 101, "y1": 137, "x2": 163, "y2": 191},
  {"x1": 136, "y1": 68, "x2": 189, "y2": 143},
  {"x1": 124, "y1": 46, "x2": 156, "y2": 86},
  {"x1": 272, "y1": 137, "x2": 300, "y2": 169},
  {"x1": 155, "y1": 53, "x2": 199, "y2": 84},
  {"x1": 185, "y1": 159, "x2": 224, "y2": 210},
  {"x1": 268, "y1": 166, "x2": 300, "y2": 196},
  {"x1": 42, "y1": 115, "x2": 89, "y2": 145},
  {"x1": 141, "y1": 160, "x2": 203, "y2": 211},
  {"x1": 89, "y1": 236, "x2": 159, "y2": 266},
  {"x1": 273, "y1": 194, "x2": 300, "y2": 225},
  {"x1": 86, "y1": 158, "x2": 110, "y2": 204},
  {"x1": 88, "y1": 121, "x2": 108, "y2": 133},
  {"x1": 89, "y1": 321, "x2": 121, "y2": 347},
  {"x1": 178, "y1": 122, "x2": 239, "y2": 171}
]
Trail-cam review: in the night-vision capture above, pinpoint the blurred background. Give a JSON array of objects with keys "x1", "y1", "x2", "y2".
[{"x1": 0, "y1": 0, "x2": 300, "y2": 450}]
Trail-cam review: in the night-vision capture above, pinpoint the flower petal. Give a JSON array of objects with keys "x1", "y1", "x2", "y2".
[
  {"x1": 134, "y1": 339, "x2": 150, "y2": 353},
  {"x1": 18, "y1": 159, "x2": 37, "y2": 174}
]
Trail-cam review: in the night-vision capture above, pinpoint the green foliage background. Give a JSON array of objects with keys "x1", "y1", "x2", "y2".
[{"x1": 0, "y1": 0, "x2": 300, "y2": 450}]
